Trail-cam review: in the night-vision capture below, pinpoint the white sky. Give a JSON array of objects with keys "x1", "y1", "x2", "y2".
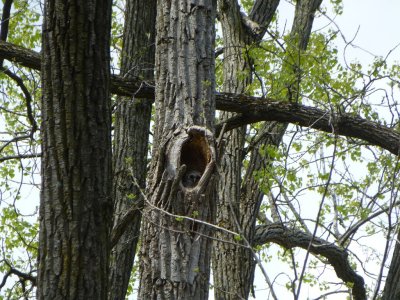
[
  {"x1": 278, "y1": 0, "x2": 400, "y2": 64},
  {"x1": 337, "y1": 0, "x2": 400, "y2": 63}
]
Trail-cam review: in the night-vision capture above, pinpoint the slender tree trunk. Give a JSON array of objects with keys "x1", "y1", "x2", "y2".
[
  {"x1": 213, "y1": 0, "x2": 322, "y2": 299},
  {"x1": 38, "y1": 0, "x2": 112, "y2": 299},
  {"x1": 382, "y1": 230, "x2": 400, "y2": 299},
  {"x1": 212, "y1": 1, "x2": 279, "y2": 298},
  {"x1": 108, "y1": 1, "x2": 156, "y2": 299},
  {"x1": 212, "y1": 0, "x2": 251, "y2": 298},
  {"x1": 138, "y1": 0, "x2": 217, "y2": 298}
]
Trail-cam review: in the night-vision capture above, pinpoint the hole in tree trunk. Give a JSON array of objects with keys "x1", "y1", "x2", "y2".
[{"x1": 180, "y1": 130, "x2": 211, "y2": 188}]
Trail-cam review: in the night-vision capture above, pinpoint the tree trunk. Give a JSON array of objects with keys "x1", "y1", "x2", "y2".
[
  {"x1": 212, "y1": 0, "x2": 251, "y2": 298},
  {"x1": 38, "y1": 0, "x2": 112, "y2": 299},
  {"x1": 213, "y1": 0, "x2": 322, "y2": 299},
  {"x1": 108, "y1": 0, "x2": 156, "y2": 299},
  {"x1": 212, "y1": 1, "x2": 279, "y2": 298},
  {"x1": 382, "y1": 230, "x2": 400, "y2": 299},
  {"x1": 138, "y1": 0, "x2": 217, "y2": 299}
]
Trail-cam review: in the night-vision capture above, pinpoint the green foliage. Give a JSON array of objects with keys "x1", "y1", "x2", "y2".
[
  {"x1": 0, "y1": 206, "x2": 38, "y2": 298},
  {"x1": 110, "y1": 0, "x2": 125, "y2": 71},
  {"x1": 240, "y1": 0, "x2": 254, "y2": 14},
  {"x1": 7, "y1": 0, "x2": 41, "y2": 49},
  {"x1": 1, "y1": 4, "x2": 42, "y2": 295},
  {"x1": 233, "y1": 234, "x2": 242, "y2": 242},
  {"x1": 127, "y1": 193, "x2": 137, "y2": 200}
]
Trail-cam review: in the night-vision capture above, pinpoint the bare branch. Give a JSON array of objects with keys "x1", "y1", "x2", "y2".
[
  {"x1": 0, "y1": 40, "x2": 40, "y2": 69},
  {"x1": 0, "y1": 134, "x2": 31, "y2": 154},
  {"x1": 339, "y1": 201, "x2": 400, "y2": 247},
  {"x1": 110, "y1": 203, "x2": 141, "y2": 248},
  {"x1": 0, "y1": 152, "x2": 41, "y2": 163},
  {"x1": 0, "y1": 269, "x2": 11, "y2": 290}
]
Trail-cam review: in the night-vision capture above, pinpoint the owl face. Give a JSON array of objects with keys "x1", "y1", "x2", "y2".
[{"x1": 182, "y1": 170, "x2": 201, "y2": 188}]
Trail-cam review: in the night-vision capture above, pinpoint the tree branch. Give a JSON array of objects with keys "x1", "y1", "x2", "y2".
[
  {"x1": 110, "y1": 203, "x2": 140, "y2": 249},
  {"x1": 0, "y1": 40, "x2": 39, "y2": 69},
  {"x1": 216, "y1": 93, "x2": 400, "y2": 156},
  {"x1": 2, "y1": 67, "x2": 38, "y2": 133},
  {"x1": 1, "y1": 40, "x2": 400, "y2": 156},
  {"x1": 0, "y1": 261, "x2": 36, "y2": 290},
  {"x1": 0, "y1": 152, "x2": 41, "y2": 163},
  {"x1": 253, "y1": 223, "x2": 366, "y2": 300},
  {"x1": 0, "y1": 40, "x2": 153, "y2": 97},
  {"x1": 0, "y1": 0, "x2": 13, "y2": 66},
  {"x1": 339, "y1": 200, "x2": 400, "y2": 247}
]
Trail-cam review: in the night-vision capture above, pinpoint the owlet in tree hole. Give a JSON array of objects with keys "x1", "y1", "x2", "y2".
[{"x1": 182, "y1": 170, "x2": 202, "y2": 188}]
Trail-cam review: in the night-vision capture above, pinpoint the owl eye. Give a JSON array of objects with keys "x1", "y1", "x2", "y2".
[{"x1": 190, "y1": 174, "x2": 198, "y2": 181}]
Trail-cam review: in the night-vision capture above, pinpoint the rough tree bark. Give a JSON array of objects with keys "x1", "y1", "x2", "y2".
[
  {"x1": 108, "y1": 0, "x2": 156, "y2": 299},
  {"x1": 38, "y1": 0, "x2": 112, "y2": 299},
  {"x1": 382, "y1": 230, "x2": 400, "y2": 299},
  {"x1": 212, "y1": 0, "x2": 279, "y2": 299},
  {"x1": 213, "y1": 1, "x2": 329, "y2": 299},
  {"x1": 138, "y1": 0, "x2": 217, "y2": 299}
]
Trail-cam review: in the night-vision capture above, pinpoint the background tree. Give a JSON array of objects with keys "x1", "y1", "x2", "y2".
[
  {"x1": 212, "y1": 0, "x2": 280, "y2": 298},
  {"x1": 383, "y1": 230, "x2": 400, "y2": 299},
  {"x1": 0, "y1": 1, "x2": 40, "y2": 296},
  {"x1": 211, "y1": 1, "x2": 366, "y2": 299},
  {"x1": 37, "y1": 0, "x2": 113, "y2": 298},
  {"x1": 108, "y1": 0, "x2": 156, "y2": 298}
]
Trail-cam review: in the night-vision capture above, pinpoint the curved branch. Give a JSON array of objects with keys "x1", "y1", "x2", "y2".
[
  {"x1": 253, "y1": 223, "x2": 366, "y2": 300},
  {"x1": 1, "y1": 40, "x2": 400, "y2": 157},
  {"x1": 0, "y1": 134, "x2": 31, "y2": 153}
]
